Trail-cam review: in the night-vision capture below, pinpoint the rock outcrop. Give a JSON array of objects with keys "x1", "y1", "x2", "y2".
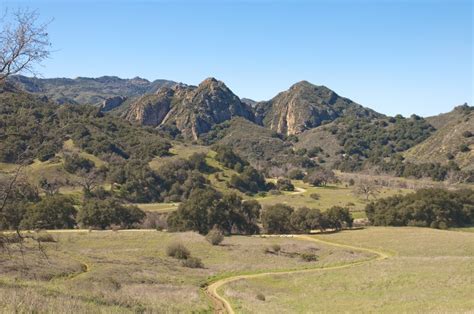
[
  {"x1": 100, "y1": 96, "x2": 127, "y2": 112},
  {"x1": 124, "y1": 78, "x2": 254, "y2": 140},
  {"x1": 255, "y1": 81, "x2": 380, "y2": 135}
]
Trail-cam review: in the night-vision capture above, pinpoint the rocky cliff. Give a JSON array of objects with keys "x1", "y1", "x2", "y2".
[
  {"x1": 124, "y1": 78, "x2": 254, "y2": 139},
  {"x1": 255, "y1": 81, "x2": 381, "y2": 135}
]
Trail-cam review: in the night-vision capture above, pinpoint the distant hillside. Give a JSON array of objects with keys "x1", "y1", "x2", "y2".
[
  {"x1": 0, "y1": 88, "x2": 172, "y2": 164},
  {"x1": 255, "y1": 81, "x2": 381, "y2": 135},
  {"x1": 124, "y1": 78, "x2": 254, "y2": 140},
  {"x1": 295, "y1": 123, "x2": 343, "y2": 168},
  {"x1": 426, "y1": 103, "x2": 472, "y2": 129},
  {"x1": 200, "y1": 117, "x2": 294, "y2": 169},
  {"x1": 7, "y1": 75, "x2": 176, "y2": 108},
  {"x1": 405, "y1": 105, "x2": 474, "y2": 170}
]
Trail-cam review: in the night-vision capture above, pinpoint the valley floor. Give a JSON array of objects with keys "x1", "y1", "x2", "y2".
[
  {"x1": 222, "y1": 227, "x2": 474, "y2": 313},
  {"x1": 0, "y1": 227, "x2": 473, "y2": 313}
]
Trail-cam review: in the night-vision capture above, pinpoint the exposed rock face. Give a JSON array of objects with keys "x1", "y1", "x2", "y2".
[
  {"x1": 124, "y1": 78, "x2": 254, "y2": 140},
  {"x1": 124, "y1": 88, "x2": 175, "y2": 126},
  {"x1": 241, "y1": 98, "x2": 257, "y2": 107},
  {"x1": 100, "y1": 96, "x2": 127, "y2": 112},
  {"x1": 255, "y1": 81, "x2": 380, "y2": 135}
]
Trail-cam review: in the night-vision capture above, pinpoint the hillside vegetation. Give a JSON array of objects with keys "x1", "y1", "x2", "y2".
[
  {"x1": 405, "y1": 105, "x2": 473, "y2": 171},
  {"x1": 0, "y1": 90, "x2": 171, "y2": 164}
]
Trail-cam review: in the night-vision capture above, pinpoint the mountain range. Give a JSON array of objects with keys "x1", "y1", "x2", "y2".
[{"x1": 4, "y1": 75, "x2": 473, "y2": 172}]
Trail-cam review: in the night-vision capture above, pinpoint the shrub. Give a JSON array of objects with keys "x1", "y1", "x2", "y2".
[
  {"x1": 287, "y1": 169, "x2": 304, "y2": 180},
  {"x1": 462, "y1": 131, "x2": 473, "y2": 138},
  {"x1": 206, "y1": 227, "x2": 224, "y2": 246},
  {"x1": 271, "y1": 244, "x2": 281, "y2": 253},
  {"x1": 256, "y1": 293, "x2": 266, "y2": 301},
  {"x1": 182, "y1": 256, "x2": 204, "y2": 268},
  {"x1": 229, "y1": 166, "x2": 268, "y2": 194},
  {"x1": 303, "y1": 169, "x2": 336, "y2": 186},
  {"x1": 214, "y1": 145, "x2": 248, "y2": 170},
  {"x1": 276, "y1": 178, "x2": 295, "y2": 191},
  {"x1": 35, "y1": 233, "x2": 56, "y2": 243},
  {"x1": 301, "y1": 252, "x2": 317, "y2": 262},
  {"x1": 166, "y1": 243, "x2": 191, "y2": 260},
  {"x1": 63, "y1": 153, "x2": 95, "y2": 174},
  {"x1": 459, "y1": 144, "x2": 470, "y2": 153}
]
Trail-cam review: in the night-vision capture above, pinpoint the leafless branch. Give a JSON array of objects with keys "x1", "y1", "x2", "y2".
[{"x1": 0, "y1": 8, "x2": 51, "y2": 83}]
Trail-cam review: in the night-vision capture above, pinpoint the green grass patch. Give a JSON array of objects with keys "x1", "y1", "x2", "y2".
[{"x1": 222, "y1": 227, "x2": 474, "y2": 313}]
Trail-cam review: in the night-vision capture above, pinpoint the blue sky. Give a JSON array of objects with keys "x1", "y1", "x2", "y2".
[{"x1": 2, "y1": 0, "x2": 473, "y2": 116}]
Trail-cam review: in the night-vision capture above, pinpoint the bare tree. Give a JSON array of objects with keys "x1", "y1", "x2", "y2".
[
  {"x1": 76, "y1": 169, "x2": 104, "y2": 196},
  {"x1": 0, "y1": 8, "x2": 51, "y2": 83},
  {"x1": 38, "y1": 177, "x2": 63, "y2": 196},
  {"x1": 353, "y1": 180, "x2": 380, "y2": 201},
  {"x1": 303, "y1": 169, "x2": 337, "y2": 187}
]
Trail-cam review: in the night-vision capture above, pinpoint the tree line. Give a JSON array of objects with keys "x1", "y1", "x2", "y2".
[
  {"x1": 168, "y1": 187, "x2": 354, "y2": 235},
  {"x1": 366, "y1": 188, "x2": 474, "y2": 229}
]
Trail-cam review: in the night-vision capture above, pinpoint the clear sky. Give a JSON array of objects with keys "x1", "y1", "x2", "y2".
[{"x1": 2, "y1": 0, "x2": 473, "y2": 117}]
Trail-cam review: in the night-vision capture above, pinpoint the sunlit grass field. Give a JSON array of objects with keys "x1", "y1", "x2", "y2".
[
  {"x1": 135, "y1": 202, "x2": 179, "y2": 213},
  {"x1": 254, "y1": 180, "x2": 412, "y2": 219},
  {"x1": 0, "y1": 230, "x2": 369, "y2": 313},
  {"x1": 222, "y1": 227, "x2": 474, "y2": 313}
]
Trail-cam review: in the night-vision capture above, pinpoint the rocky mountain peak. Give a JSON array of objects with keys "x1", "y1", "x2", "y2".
[
  {"x1": 255, "y1": 81, "x2": 380, "y2": 135},
  {"x1": 124, "y1": 77, "x2": 254, "y2": 140}
]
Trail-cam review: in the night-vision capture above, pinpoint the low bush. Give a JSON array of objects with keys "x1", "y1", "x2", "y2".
[
  {"x1": 271, "y1": 244, "x2": 281, "y2": 253},
  {"x1": 35, "y1": 233, "x2": 56, "y2": 243},
  {"x1": 287, "y1": 168, "x2": 304, "y2": 180},
  {"x1": 166, "y1": 243, "x2": 190, "y2": 260},
  {"x1": 276, "y1": 178, "x2": 295, "y2": 191},
  {"x1": 256, "y1": 293, "x2": 266, "y2": 301},
  {"x1": 206, "y1": 227, "x2": 224, "y2": 246},
  {"x1": 182, "y1": 257, "x2": 204, "y2": 268},
  {"x1": 459, "y1": 144, "x2": 470, "y2": 153},
  {"x1": 301, "y1": 252, "x2": 318, "y2": 262}
]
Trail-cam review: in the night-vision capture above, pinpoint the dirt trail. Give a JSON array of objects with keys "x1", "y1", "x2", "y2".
[
  {"x1": 204, "y1": 234, "x2": 389, "y2": 314},
  {"x1": 292, "y1": 187, "x2": 306, "y2": 194}
]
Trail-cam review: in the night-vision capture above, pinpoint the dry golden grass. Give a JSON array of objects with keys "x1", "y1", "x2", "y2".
[
  {"x1": 0, "y1": 230, "x2": 369, "y2": 313},
  {"x1": 222, "y1": 227, "x2": 474, "y2": 313}
]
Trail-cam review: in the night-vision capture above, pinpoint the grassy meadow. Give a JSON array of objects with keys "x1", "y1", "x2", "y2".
[
  {"x1": 221, "y1": 227, "x2": 474, "y2": 313},
  {"x1": 254, "y1": 180, "x2": 412, "y2": 219},
  {"x1": 0, "y1": 230, "x2": 371, "y2": 313}
]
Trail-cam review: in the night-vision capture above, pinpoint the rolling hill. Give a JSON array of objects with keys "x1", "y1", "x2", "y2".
[
  {"x1": 2, "y1": 76, "x2": 471, "y2": 182},
  {"x1": 405, "y1": 105, "x2": 474, "y2": 170}
]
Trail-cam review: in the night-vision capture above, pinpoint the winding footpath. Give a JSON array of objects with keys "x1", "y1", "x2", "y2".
[{"x1": 203, "y1": 234, "x2": 389, "y2": 314}]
